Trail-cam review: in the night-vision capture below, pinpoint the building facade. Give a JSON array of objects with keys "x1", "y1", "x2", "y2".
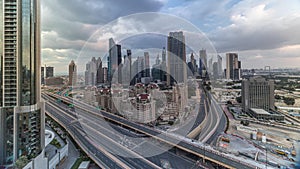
[
  {"x1": 167, "y1": 31, "x2": 187, "y2": 86},
  {"x1": 0, "y1": 0, "x2": 45, "y2": 165},
  {"x1": 45, "y1": 66, "x2": 54, "y2": 78},
  {"x1": 69, "y1": 60, "x2": 77, "y2": 86},
  {"x1": 242, "y1": 76, "x2": 275, "y2": 113},
  {"x1": 108, "y1": 38, "x2": 122, "y2": 83},
  {"x1": 226, "y1": 53, "x2": 241, "y2": 80}
]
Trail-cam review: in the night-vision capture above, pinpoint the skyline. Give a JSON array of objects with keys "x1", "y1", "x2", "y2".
[{"x1": 41, "y1": 0, "x2": 300, "y2": 74}]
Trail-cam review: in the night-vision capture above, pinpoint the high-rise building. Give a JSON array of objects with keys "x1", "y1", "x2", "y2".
[
  {"x1": 226, "y1": 53, "x2": 241, "y2": 80},
  {"x1": 152, "y1": 55, "x2": 162, "y2": 81},
  {"x1": 45, "y1": 66, "x2": 54, "y2": 78},
  {"x1": 187, "y1": 53, "x2": 196, "y2": 76},
  {"x1": 217, "y1": 55, "x2": 223, "y2": 77},
  {"x1": 0, "y1": 0, "x2": 46, "y2": 165},
  {"x1": 103, "y1": 67, "x2": 108, "y2": 83},
  {"x1": 144, "y1": 52, "x2": 150, "y2": 77},
  {"x1": 122, "y1": 50, "x2": 132, "y2": 85},
  {"x1": 167, "y1": 31, "x2": 187, "y2": 86},
  {"x1": 242, "y1": 76, "x2": 275, "y2": 113},
  {"x1": 107, "y1": 38, "x2": 122, "y2": 83},
  {"x1": 41, "y1": 67, "x2": 45, "y2": 84},
  {"x1": 69, "y1": 60, "x2": 77, "y2": 86},
  {"x1": 213, "y1": 62, "x2": 219, "y2": 79},
  {"x1": 199, "y1": 49, "x2": 207, "y2": 77},
  {"x1": 96, "y1": 58, "x2": 104, "y2": 85},
  {"x1": 85, "y1": 58, "x2": 97, "y2": 86}
]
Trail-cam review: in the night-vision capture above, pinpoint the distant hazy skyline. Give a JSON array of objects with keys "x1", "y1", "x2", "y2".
[{"x1": 41, "y1": 0, "x2": 300, "y2": 74}]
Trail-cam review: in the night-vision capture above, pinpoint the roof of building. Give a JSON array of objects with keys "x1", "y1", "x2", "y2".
[
  {"x1": 250, "y1": 108, "x2": 270, "y2": 115},
  {"x1": 78, "y1": 161, "x2": 90, "y2": 169}
]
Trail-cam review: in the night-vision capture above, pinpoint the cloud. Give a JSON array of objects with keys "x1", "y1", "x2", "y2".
[{"x1": 210, "y1": 0, "x2": 300, "y2": 52}]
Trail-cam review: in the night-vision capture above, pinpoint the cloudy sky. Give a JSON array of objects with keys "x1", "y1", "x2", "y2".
[{"x1": 41, "y1": 0, "x2": 300, "y2": 74}]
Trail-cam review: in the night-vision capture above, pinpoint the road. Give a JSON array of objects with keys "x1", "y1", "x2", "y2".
[
  {"x1": 45, "y1": 95, "x2": 160, "y2": 169},
  {"x1": 199, "y1": 92, "x2": 227, "y2": 144},
  {"x1": 44, "y1": 94, "x2": 201, "y2": 169},
  {"x1": 43, "y1": 92, "x2": 259, "y2": 169}
]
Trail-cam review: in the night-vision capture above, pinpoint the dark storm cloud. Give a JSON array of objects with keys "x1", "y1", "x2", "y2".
[
  {"x1": 42, "y1": 0, "x2": 164, "y2": 25},
  {"x1": 120, "y1": 33, "x2": 167, "y2": 50}
]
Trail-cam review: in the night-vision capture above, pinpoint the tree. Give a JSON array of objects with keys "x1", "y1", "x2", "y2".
[
  {"x1": 275, "y1": 95, "x2": 281, "y2": 100},
  {"x1": 15, "y1": 155, "x2": 29, "y2": 169},
  {"x1": 283, "y1": 97, "x2": 295, "y2": 106},
  {"x1": 236, "y1": 96, "x2": 242, "y2": 103}
]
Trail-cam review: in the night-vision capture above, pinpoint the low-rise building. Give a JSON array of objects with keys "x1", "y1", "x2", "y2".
[{"x1": 249, "y1": 108, "x2": 284, "y2": 121}]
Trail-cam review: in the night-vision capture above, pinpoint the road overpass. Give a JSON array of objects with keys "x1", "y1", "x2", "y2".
[
  {"x1": 44, "y1": 95, "x2": 161, "y2": 169},
  {"x1": 43, "y1": 92, "x2": 260, "y2": 169}
]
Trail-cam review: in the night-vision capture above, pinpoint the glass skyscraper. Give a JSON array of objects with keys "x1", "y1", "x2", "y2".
[{"x1": 0, "y1": 0, "x2": 44, "y2": 165}]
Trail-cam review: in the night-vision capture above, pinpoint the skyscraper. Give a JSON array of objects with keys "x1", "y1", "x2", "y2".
[
  {"x1": 122, "y1": 50, "x2": 132, "y2": 85},
  {"x1": 187, "y1": 53, "x2": 197, "y2": 76},
  {"x1": 144, "y1": 52, "x2": 150, "y2": 77},
  {"x1": 107, "y1": 38, "x2": 122, "y2": 83},
  {"x1": 85, "y1": 58, "x2": 97, "y2": 86},
  {"x1": 226, "y1": 53, "x2": 238, "y2": 80},
  {"x1": 45, "y1": 66, "x2": 54, "y2": 78},
  {"x1": 96, "y1": 57, "x2": 104, "y2": 85},
  {"x1": 69, "y1": 60, "x2": 77, "y2": 86},
  {"x1": 199, "y1": 49, "x2": 207, "y2": 77},
  {"x1": 167, "y1": 31, "x2": 187, "y2": 86},
  {"x1": 41, "y1": 67, "x2": 45, "y2": 84},
  {"x1": 213, "y1": 62, "x2": 219, "y2": 79},
  {"x1": 226, "y1": 53, "x2": 241, "y2": 80},
  {"x1": 0, "y1": 0, "x2": 45, "y2": 165},
  {"x1": 217, "y1": 55, "x2": 223, "y2": 77}
]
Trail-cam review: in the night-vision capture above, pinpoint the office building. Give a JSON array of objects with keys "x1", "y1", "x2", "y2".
[
  {"x1": 226, "y1": 53, "x2": 241, "y2": 80},
  {"x1": 45, "y1": 66, "x2": 54, "y2": 78},
  {"x1": 199, "y1": 49, "x2": 207, "y2": 77},
  {"x1": 152, "y1": 55, "x2": 162, "y2": 81},
  {"x1": 69, "y1": 60, "x2": 77, "y2": 86},
  {"x1": 107, "y1": 38, "x2": 122, "y2": 83},
  {"x1": 85, "y1": 58, "x2": 97, "y2": 86},
  {"x1": 122, "y1": 50, "x2": 132, "y2": 85},
  {"x1": 96, "y1": 58, "x2": 104, "y2": 85},
  {"x1": 144, "y1": 52, "x2": 150, "y2": 77},
  {"x1": 102, "y1": 67, "x2": 108, "y2": 83},
  {"x1": 0, "y1": 0, "x2": 46, "y2": 166},
  {"x1": 213, "y1": 62, "x2": 219, "y2": 79},
  {"x1": 167, "y1": 31, "x2": 187, "y2": 85},
  {"x1": 187, "y1": 53, "x2": 197, "y2": 76},
  {"x1": 41, "y1": 67, "x2": 45, "y2": 84},
  {"x1": 242, "y1": 76, "x2": 275, "y2": 113},
  {"x1": 217, "y1": 55, "x2": 223, "y2": 77},
  {"x1": 208, "y1": 57, "x2": 213, "y2": 74}
]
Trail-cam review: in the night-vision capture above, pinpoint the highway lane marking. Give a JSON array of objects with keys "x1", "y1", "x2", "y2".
[
  {"x1": 44, "y1": 92, "x2": 258, "y2": 169},
  {"x1": 46, "y1": 102, "x2": 132, "y2": 169},
  {"x1": 46, "y1": 95, "x2": 162, "y2": 169}
]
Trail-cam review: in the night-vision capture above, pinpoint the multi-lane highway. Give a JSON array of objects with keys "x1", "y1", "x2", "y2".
[
  {"x1": 44, "y1": 94, "x2": 161, "y2": 169},
  {"x1": 43, "y1": 91, "x2": 259, "y2": 169},
  {"x1": 44, "y1": 93, "x2": 203, "y2": 169}
]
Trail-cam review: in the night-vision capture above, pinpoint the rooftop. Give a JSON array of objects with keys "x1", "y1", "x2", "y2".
[{"x1": 250, "y1": 108, "x2": 270, "y2": 115}]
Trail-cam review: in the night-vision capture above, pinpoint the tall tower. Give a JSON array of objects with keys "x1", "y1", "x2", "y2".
[
  {"x1": 199, "y1": 49, "x2": 207, "y2": 77},
  {"x1": 107, "y1": 38, "x2": 122, "y2": 83},
  {"x1": 69, "y1": 60, "x2": 77, "y2": 86},
  {"x1": 0, "y1": 0, "x2": 45, "y2": 165},
  {"x1": 167, "y1": 31, "x2": 186, "y2": 86},
  {"x1": 217, "y1": 55, "x2": 223, "y2": 77},
  {"x1": 226, "y1": 53, "x2": 241, "y2": 80},
  {"x1": 144, "y1": 52, "x2": 150, "y2": 77}
]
